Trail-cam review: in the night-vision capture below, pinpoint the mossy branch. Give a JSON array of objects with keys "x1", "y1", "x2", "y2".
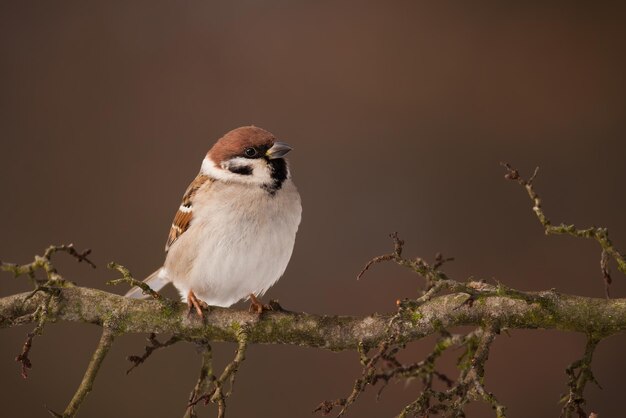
[
  {"x1": 1, "y1": 286, "x2": 625, "y2": 350},
  {"x1": 2, "y1": 283, "x2": 625, "y2": 417}
]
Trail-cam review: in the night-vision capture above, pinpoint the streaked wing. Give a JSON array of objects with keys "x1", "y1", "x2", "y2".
[{"x1": 165, "y1": 174, "x2": 212, "y2": 251}]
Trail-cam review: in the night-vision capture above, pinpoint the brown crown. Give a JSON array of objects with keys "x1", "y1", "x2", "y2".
[{"x1": 207, "y1": 126, "x2": 276, "y2": 163}]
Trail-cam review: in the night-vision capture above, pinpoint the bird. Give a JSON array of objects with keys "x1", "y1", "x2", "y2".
[{"x1": 125, "y1": 126, "x2": 302, "y2": 316}]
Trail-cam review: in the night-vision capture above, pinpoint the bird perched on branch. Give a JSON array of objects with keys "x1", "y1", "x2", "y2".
[{"x1": 125, "y1": 126, "x2": 302, "y2": 316}]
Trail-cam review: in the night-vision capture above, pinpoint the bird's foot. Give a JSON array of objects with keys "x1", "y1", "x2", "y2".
[
  {"x1": 248, "y1": 294, "x2": 284, "y2": 314},
  {"x1": 187, "y1": 290, "x2": 209, "y2": 319}
]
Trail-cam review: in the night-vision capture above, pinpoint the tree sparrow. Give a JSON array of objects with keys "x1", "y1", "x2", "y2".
[{"x1": 125, "y1": 126, "x2": 302, "y2": 315}]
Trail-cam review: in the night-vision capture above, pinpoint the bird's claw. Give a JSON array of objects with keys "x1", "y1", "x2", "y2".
[
  {"x1": 248, "y1": 294, "x2": 284, "y2": 314},
  {"x1": 187, "y1": 290, "x2": 209, "y2": 319}
]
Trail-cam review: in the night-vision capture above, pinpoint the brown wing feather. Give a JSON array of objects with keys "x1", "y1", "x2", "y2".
[{"x1": 165, "y1": 174, "x2": 211, "y2": 252}]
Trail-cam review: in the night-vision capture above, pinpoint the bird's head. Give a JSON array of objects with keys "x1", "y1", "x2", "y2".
[{"x1": 202, "y1": 126, "x2": 292, "y2": 192}]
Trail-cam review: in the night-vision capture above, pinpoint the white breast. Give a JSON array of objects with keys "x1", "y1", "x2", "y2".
[{"x1": 164, "y1": 179, "x2": 301, "y2": 307}]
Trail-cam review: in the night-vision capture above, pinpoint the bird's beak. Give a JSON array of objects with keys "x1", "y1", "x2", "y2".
[{"x1": 266, "y1": 141, "x2": 292, "y2": 159}]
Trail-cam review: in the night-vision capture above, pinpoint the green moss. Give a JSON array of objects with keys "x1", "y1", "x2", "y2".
[
  {"x1": 230, "y1": 321, "x2": 242, "y2": 333},
  {"x1": 159, "y1": 300, "x2": 179, "y2": 319},
  {"x1": 411, "y1": 310, "x2": 423, "y2": 323}
]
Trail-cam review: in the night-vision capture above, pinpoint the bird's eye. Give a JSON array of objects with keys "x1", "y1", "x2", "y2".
[{"x1": 244, "y1": 147, "x2": 258, "y2": 158}]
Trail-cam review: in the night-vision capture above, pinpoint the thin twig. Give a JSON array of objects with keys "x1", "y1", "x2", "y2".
[
  {"x1": 358, "y1": 233, "x2": 455, "y2": 299},
  {"x1": 60, "y1": 327, "x2": 116, "y2": 418},
  {"x1": 0, "y1": 246, "x2": 96, "y2": 381},
  {"x1": 212, "y1": 331, "x2": 249, "y2": 418},
  {"x1": 561, "y1": 337, "x2": 601, "y2": 418},
  {"x1": 600, "y1": 250, "x2": 611, "y2": 299},
  {"x1": 42, "y1": 244, "x2": 96, "y2": 269},
  {"x1": 502, "y1": 163, "x2": 626, "y2": 297},
  {"x1": 15, "y1": 296, "x2": 51, "y2": 378},
  {"x1": 185, "y1": 343, "x2": 214, "y2": 418},
  {"x1": 106, "y1": 262, "x2": 162, "y2": 300},
  {"x1": 371, "y1": 332, "x2": 457, "y2": 401},
  {"x1": 325, "y1": 234, "x2": 508, "y2": 418},
  {"x1": 463, "y1": 324, "x2": 506, "y2": 417},
  {"x1": 396, "y1": 325, "x2": 505, "y2": 418},
  {"x1": 188, "y1": 330, "x2": 249, "y2": 418},
  {"x1": 0, "y1": 244, "x2": 94, "y2": 285},
  {"x1": 126, "y1": 333, "x2": 180, "y2": 374},
  {"x1": 332, "y1": 343, "x2": 381, "y2": 417},
  {"x1": 357, "y1": 232, "x2": 404, "y2": 280},
  {"x1": 313, "y1": 399, "x2": 347, "y2": 416}
]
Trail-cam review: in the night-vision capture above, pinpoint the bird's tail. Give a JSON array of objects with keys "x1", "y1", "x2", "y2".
[{"x1": 124, "y1": 268, "x2": 169, "y2": 299}]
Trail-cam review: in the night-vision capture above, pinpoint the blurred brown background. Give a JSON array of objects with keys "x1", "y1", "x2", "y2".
[{"x1": 1, "y1": 1, "x2": 625, "y2": 417}]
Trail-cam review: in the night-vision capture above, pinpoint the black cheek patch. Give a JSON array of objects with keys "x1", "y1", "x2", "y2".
[
  {"x1": 228, "y1": 165, "x2": 253, "y2": 176},
  {"x1": 262, "y1": 158, "x2": 288, "y2": 195},
  {"x1": 269, "y1": 158, "x2": 288, "y2": 184}
]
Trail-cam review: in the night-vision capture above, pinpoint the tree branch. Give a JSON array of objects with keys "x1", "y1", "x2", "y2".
[{"x1": 1, "y1": 286, "x2": 625, "y2": 350}]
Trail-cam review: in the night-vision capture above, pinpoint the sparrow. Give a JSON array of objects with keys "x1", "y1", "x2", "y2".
[{"x1": 125, "y1": 126, "x2": 302, "y2": 315}]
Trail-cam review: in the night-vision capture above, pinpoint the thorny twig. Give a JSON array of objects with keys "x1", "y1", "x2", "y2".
[
  {"x1": 185, "y1": 343, "x2": 214, "y2": 418},
  {"x1": 396, "y1": 325, "x2": 506, "y2": 418},
  {"x1": 322, "y1": 237, "x2": 504, "y2": 417},
  {"x1": 370, "y1": 331, "x2": 457, "y2": 402},
  {"x1": 600, "y1": 250, "x2": 612, "y2": 298},
  {"x1": 313, "y1": 399, "x2": 347, "y2": 416},
  {"x1": 502, "y1": 163, "x2": 626, "y2": 298},
  {"x1": 1, "y1": 245, "x2": 95, "y2": 379},
  {"x1": 560, "y1": 337, "x2": 601, "y2": 418},
  {"x1": 324, "y1": 172, "x2": 623, "y2": 418},
  {"x1": 15, "y1": 297, "x2": 51, "y2": 378},
  {"x1": 106, "y1": 262, "x2": 162, "y2": 300},
  {"x1": 0, "y1": 245, "x2": 118, "y2": 418},
  {"x1": 358, "y1": 233, "x2": 515, "y2": 310},
  {"x1": 1, "y1": 243, "x2": 94, "y2": 287},
  {"x1": 317, "y1": 321, "x2": 506, "y2": 418},
  {"x1": 126, "y1": 333, "x2": 181, "y2": 374},
  {"x1": 327, "y1": 339, "x2": 394, "y2": 417},
  {"x1": 188, "y1": 330, "x2": 249, "y2": 418},
  {"x1": 358, "y1": 233, "x2": 453, "y2": 292}
]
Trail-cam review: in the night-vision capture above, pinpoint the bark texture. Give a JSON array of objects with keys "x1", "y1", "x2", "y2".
[{"x1": 1, "y1": 286, "x2": 625, "y2": 349}]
